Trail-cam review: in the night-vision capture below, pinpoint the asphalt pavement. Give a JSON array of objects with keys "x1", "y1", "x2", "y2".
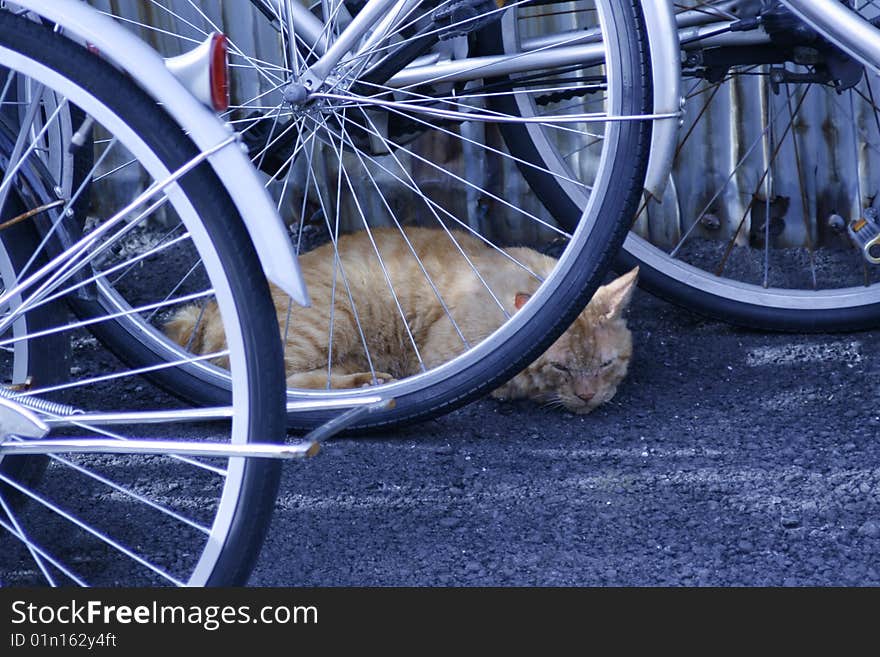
[{"x1": 250, "y1": 289, "x2": 880, "y2": 586}]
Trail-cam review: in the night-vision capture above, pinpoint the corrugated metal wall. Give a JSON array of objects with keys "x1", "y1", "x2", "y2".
[{"x1": 85, "y1": 1, "x2": 880, "y2": 249}]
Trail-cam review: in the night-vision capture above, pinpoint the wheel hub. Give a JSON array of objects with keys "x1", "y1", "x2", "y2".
[{"x1": 282, "y1": 82, "x2": 310, "y2": 106}]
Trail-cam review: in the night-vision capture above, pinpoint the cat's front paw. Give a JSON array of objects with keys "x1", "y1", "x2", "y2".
[{"x1": 352, "y1": 371, "x2": 396, "y2": 388}]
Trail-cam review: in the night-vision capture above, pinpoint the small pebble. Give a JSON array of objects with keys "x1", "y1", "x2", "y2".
[{"x1": 857, "y1": 520, "x2": 880, "y2": 539}]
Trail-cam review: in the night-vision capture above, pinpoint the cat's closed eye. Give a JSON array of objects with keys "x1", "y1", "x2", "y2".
[
  {"x1": 600, "y1": 359, "x2": 614, "y2": 368},
  {"x1": 550, "y1": 362, "x2": 570, "y2": 372}
]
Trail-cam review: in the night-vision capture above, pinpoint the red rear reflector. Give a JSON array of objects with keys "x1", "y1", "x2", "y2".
[{"x1": 209, "y1": 33, "x2": 229, "y2": 113}]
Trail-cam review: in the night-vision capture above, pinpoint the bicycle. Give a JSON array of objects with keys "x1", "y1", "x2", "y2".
[
  {"x1": 86, "y1": 0, "x2": 668, "y2": 431},
  {"x1": 467, "y1": 0, "x2": 880, "y2": 332},
  {"x1": 9, "y1": 0, "x2": 877, "y2": 586},
  {"x1": 0, "y1": 1, "x2": 393, "y2": 586},
  {"x1": 473, "y1": 0, "x2": 880, "y2": 332},
  {"x1": 91, "y1": 0, "x2": 880, "y2": 433},
  {"x1": 2, "y1": 0, "x2": 664, "y2": 585}
]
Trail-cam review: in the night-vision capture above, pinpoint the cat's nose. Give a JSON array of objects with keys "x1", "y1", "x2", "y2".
[{"x1": 576, "y1": 391, "x2": 595, "y2": 403}]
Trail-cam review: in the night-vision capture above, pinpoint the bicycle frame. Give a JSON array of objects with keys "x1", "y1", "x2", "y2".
[
  {"x1": 663, "y1": 1, "x2": 880, "y2": 74},
  {"x1": 782, "y1": 0, "x2": 880, "y2": 75},
  {"x1": 655, "y1": 0, "x2": 880, "y2": 54},
  {"x1": 0, "y1": 397, "x2": 394, "y2": 459}
]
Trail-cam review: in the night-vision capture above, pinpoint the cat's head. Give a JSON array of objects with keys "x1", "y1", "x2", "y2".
[{"x1": 519, "y1": 267, "x2": 637, "y2": 414}]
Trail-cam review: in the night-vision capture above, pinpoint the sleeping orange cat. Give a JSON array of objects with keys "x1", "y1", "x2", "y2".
[{"x1": 165, "y1": 227, "x2": 637, "y2": 414}]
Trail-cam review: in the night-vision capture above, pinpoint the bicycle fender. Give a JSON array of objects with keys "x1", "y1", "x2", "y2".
[
  {"x1": 641, "y1": 0, "x2": 681, "y2": 201},
  {"x1": 12, "y1": 0, "x2": 310, "y2": 306}
]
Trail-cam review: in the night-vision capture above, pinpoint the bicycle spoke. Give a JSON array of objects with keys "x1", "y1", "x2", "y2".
[
  {"x1": 0, "y1": 193, "x2": 174, "y2": 334},
  {"x1": 784, "y1": 82, "x2": 818, "y2": 289},
  {"x1": 325, "y1": 125, "x2": 470, "y2": 349},
  {"x1": 355, "y1": 85, "x2": 596, "y2": 192},
  {"x1": 33, "y1": 449, "x2": 211, "y2": 535},
  {"x1": 0, "y1": 289, "x2": 213, "y2": 352},
  {"x1": 670, "y1": 84, "x2": 812, "y2": 259},
  {"x1": 0, "y1": 491, "x2": 56, "y2": 585},
  {"x1": 0, "y1": 90, "x2": 66, "y2": 207},
  {"x1": 63, "y1": 420, "x2": 228, "y2": 479},
  {"x1": 0, "y1": 130, "x2": 237, "y2": 332},
  {"x1": 332, "y1": 109, "x2": 512, "y2": 313},
  {"x1": 0, "y1": 472, "x2": 185, "y2": 586},
  {"x1": 334, "y1": 127, "x2": 426, "y2": 371},
  {"x1": 283, "y1": 116, "x2": 377, "y2": 387},
  {"x1": 0, "y1": 507, "x2": 86, "y2": 585},
  {"x1": 318, "y1": 107, "x2": 547, "y2": 281},
  {"x1": 356, "y1": 76, "x2": 608, "y2": 145},
  {"x1": 762, "y1": 79, "x2": 774, "y2": 289},
  {"x1": 714, "y1": 83, "x2": 810, "y2": 276},
  {"x1": 16, "y1": 227, "x2": 190, "y2": 318},
  {"x1": 18, "y1": 347, "x2": 229, "y2": 401},
  {"x1": 324, "y1": 97, "x2": 572, "y2": 241}
]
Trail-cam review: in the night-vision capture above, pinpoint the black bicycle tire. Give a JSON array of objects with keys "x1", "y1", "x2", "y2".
[
  {"x1": 615, "y1": 245, "x2": 880, "y2": 332},
  {"x1": 82, "y1": 0, "x2": 651, "y2": 431},
  {"x1": 0, "y1": 126, "x2": 66, "y2": 501}
]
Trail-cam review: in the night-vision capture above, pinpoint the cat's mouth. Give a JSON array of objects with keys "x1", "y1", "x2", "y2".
[
  {"x1": 565, "y1": 401, "x2": 600, "y2": 415},
  {"x1": 560, "y1": 391, "x2": 614, "y2": 414}
]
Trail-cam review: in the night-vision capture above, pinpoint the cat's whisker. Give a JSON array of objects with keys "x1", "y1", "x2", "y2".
[{"x1": 541, "y1": 394, "x2": 569, "y2": 411}]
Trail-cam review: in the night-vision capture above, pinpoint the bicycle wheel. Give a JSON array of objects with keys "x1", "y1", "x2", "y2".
[
  {"x1": 0, "y1": 122, "x2": 66, "y2": 501},
  {"x1": 97, "y1": 0, "x2": 652, "y2": 429},
  {"x1": 494, "y1": 0, "x2": 880, "y2": 331},
  {"x1": 0, "y1": 11, "x2": 286, "y2": 586}
]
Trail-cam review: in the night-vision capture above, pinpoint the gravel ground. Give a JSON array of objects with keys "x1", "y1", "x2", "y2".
[
  {"x1": 672, "y1": 237, "x2": 880, "y2": 290},
  {"x1": 250, "y1": 288, "x2": 880, "y2": 586},
  {"x1": 2, "y1": 277, "x2": 879, "y2": 586}
]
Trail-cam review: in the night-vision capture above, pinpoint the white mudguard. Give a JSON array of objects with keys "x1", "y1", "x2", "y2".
[
  {"x1": 641, "y1": 0, "x2": 681, "y2": 201},
  {"x1": 12, "y1": 0, "x2": 310, "y2": 306}
]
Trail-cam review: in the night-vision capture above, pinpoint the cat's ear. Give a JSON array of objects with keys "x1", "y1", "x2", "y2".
[
  {"x1": 596, "y1": 266, "x2": 638, "y2": 319},
  {"x1": 514, "y1": 292, "x2": 531, "y2": 310}
]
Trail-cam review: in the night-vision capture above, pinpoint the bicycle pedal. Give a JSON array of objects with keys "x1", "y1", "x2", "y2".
[{"x1": 847, "y1": 207, "x2": 880, "y2": 264}]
